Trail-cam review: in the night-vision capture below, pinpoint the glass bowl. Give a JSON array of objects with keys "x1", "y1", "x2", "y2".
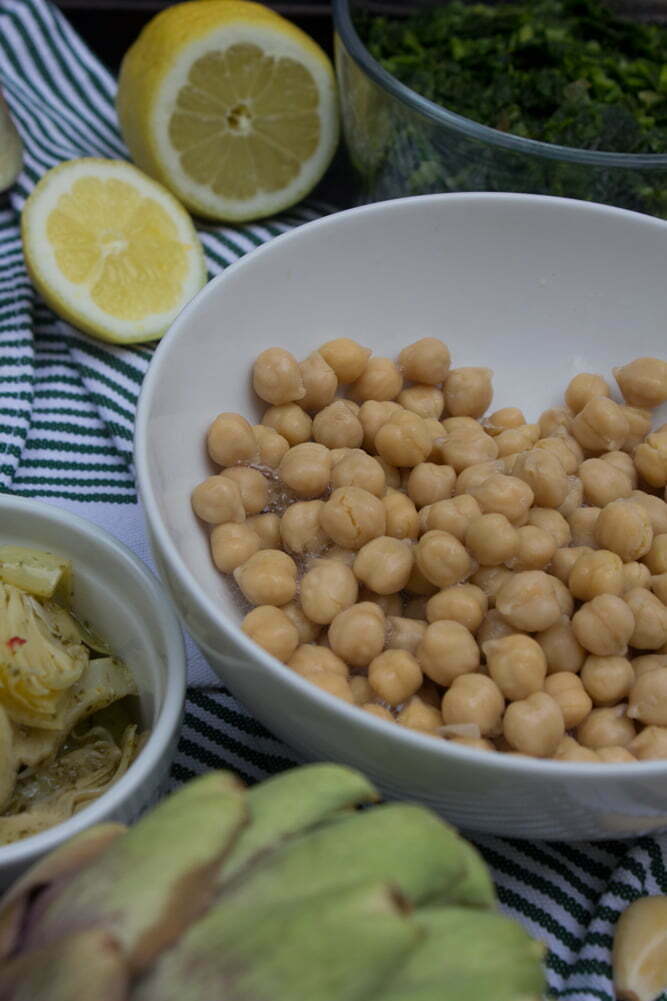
[{"x1": 332, "y1": 0, "x2": 667, "y2": 215}]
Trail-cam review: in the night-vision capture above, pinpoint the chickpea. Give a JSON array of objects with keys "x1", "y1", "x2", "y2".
[
  {"x1": 455, "y1": 460, "x2": 506, "y2": 496},
  {"x1": 328, "y1": 602, "x2": 385, "y2": 668},
  {"x1": 319, "y1": 338, "x2": 371, "y2": 383},
  {"x1": 276, "y1": 442, "x2": 331, "y2": 499},
  {"x1": 621, "y1": 406, "x2": 653, "y2": 452},
  {"x1": 320, "y1": 486, "x2": 386, "y2": 550},
  {"x1": 484, "y1": 407, "x2": 526, "y2": 435},
  {"x1": 495, "y1": 425, "x2": 540, "y2": 458},
  {"x1": 349, "y1": 675, "x2": 374, "y2": 705},
  {"x1": 210, "y1": 522, "x2": 261, "y2": 573},
  {"x1": 234, "y1": 549, "x2": 297, "y2": 606},
  {"x1": 577, "y1": 705, "x2": 636, "y2": 749},
  {"x1": 376, "y1": 457, "x2": 401, "y2": 489},
  {"x1": 320, "y1": 545, "x2": 357, "y2": 568},
  {"x1": 441, "y1": 429, "x2": 498, "y2": 472},
  {"x1": 596, "y1": 747, "x2": 637, "y2": 763},
  {"x1": 220, "y1": 466, "x2": 269, "y2": 516},
  {"x1": 353, "y1": 536, "x2": 414, "y2": 595},
  {"x1": 441, "y1": 674, "x2": 504, "y2": 737},
  {"x1": 442, "y1": 416, "x2": 483, "y2": 434},
  {"x1": 281, "y1": 601, "x2": 321, "y2": 644},
  {"x1": 242, "y1": 605, "x2": 299, "y2": 661},
  {"x1": 358, "y1": 400, "x2": 402, "y2": 451},
  {"x1": 557, "y1": 476, "x2": 584, "y2": 518},
  {"x1": 652, "y1": 572, "x2": 667, "y2": 605},
  {"x1": 503, "y1": 692, "x2": 565, "y2": 758},
  {"x1": 483, "y1": 634, "x2": 547, "y2": 701},
  {"x1": 407, "y1": 462, "x2": 455, "y2": 508},
  {"x1": 448, "y1": 737, "x2": 496, "y2": 752},
  {"x1": 568, "y1": 507, "x2": 601, "y2": 548},
  {"x1": 396, "y1": 695, "x2": 443, "y2": 733},
  {"x1": 477, "y1": 608, "x2": 516, "y2": 646},
  {"x1": 312, "y1": 400, "x2": 364, "y2": 450},
  {"x1": 569, "y1": 549, "x2": 624, "y2": 601},
  {"x1": 374, "y1": 411, "x2": 431, "y2": 468},
  {"x1": 421, "y1": 495, "x2": 481, "y2": 540},
  {"x1": 572, "y1": 594, "x2": 635, "y2": 656},
  {"x1": 398, "y1": 337, "x2": 451, "y2": 385},
  {"x1": 534, "y1": 435, "x2": 584, "y2": 475},
  {"x1": 632, "y1": 654, "x2": 667, "y2": 678},
  {"x1": 625, "y1": 586, "x2": 667, "y2": 649},
  {"x1": 398, "y1": 385, "x2": 445, "y2": 420},
  {"x1": 544, "y1": 673, "x2": 592, "y2": 729},
  {"x1": 539, "y1": 407, "x2": 573, "y2": 437},
  {"x1": 277, "y1": 501, "x2": 326, "y2": 556},
  {"x1": 551, "y1": 546, "x2": 593, "y2": 583},
  {"x1": 614, "y1": 357, "x2": 667, "y2": 408},
  {"x1": 634, "y1": 430, "x2": 667, "y2": 488},
  {"x1": 192, "y1": 475, "x2": 245, "y2": 525},
  {"x1": 623, "y1": 561, "x2": 652, "y2": 593},
  {"x1": 469, "y1": 474, "x2": 534, "y2": 524},
  {"x1": 644, "y1": 534, "x2": 667, "y2": 574},
  {"x1": 580, "y1": 655, "x2": 634, "y2": 707},
  {"x1": 368, "y1": 649, "x2": 423, "y2": 706},
  {"x1": 423, "y1": 419, "x2": 448, "y2": 464},
  {"x1": 536, "y1": 617, "x2": 586, "y2": 674},
  {"x1": 579, "y1": 458, "x2": 632, "y2": 509},
  {"x1": 300, "y1": 559, "x2": 358, "y2": 625},
  {"x1": 630, "y1": 490, "x2": 667, "y2": 535},
  {"x1": 527, "y1": 508, "x2": 571, "y2": 548},
  {"x1": 628, "y1": 725, "x2": 667, "y2": 759},
  {"x1": 340, "y1": 399, "x2": 360, "y2": 416},
  {"x1": 298, "y1": 351, "x2": 337, "y2": 412},
  {"x1": 207, "y1": 412, "x2": 256, "y2": 467},
  {"x1": 471, "y1": 567, "x2": 514, "y2": 609},
  {"x1": 600, "y1": 449, "x2": 637, "y2": 488},
  {"x1": 252, "y1": 347, "x2": 305, "y2": 405},
  {"x1": 564, "y1": 372, "x2": 610, "y2": 414},
  {"x1": 415, "y1": 530, "x2": 473, "y2": 588},
  {"x1": 553, "y1": 736, "x2": 600, "y2": 763},
  {"x1": 359, "y1": 588, "x2": 402, "y2": 617},
  {"x1": 262, "y1": 403, "x2": 312, "y2": 445},
  {"x1": 465, "y1": 513, "x2": 518, "y2": 567},
  {"x1": 349, "y1": 356, "x2": 403, "y2": 402},
  {"x1": 386, "y1": 615, "x2": 427, "y2": 654},
  {"x1": 627, "y1": 667, "x2": 667, "y2": 726},
  {"x1": 329, "y1": 450, "x2": 385, "y2": 498},
  {"x1": 496, "y1": 570, "x2": 563, "y2": 632},
  {"x1": 426, "y1": 584, "x2": 487, "y2": 632},
  {"x1": 377, "y1": 495, "x2": 417, "y2": 544},
  {"x1": 595, "y1": 500, "x2": 653, "y2": 562},
  {"x1": 363, "y1": 703, "x2": 395, "y2": 722},
  {"x1": 252, "y1": 425, "x2": 290, "y2": 468},
  {"x1": 247, "y1": 512, "x2": 281, "y2": 550},
  {"x1": 511, "y1": 525, "x2": 557, "y2": 571},
  {"x1": 444, "y1": 367, "x2": 493, "y2": 418},
  {"x1": 571, "y1": 397, "x2": 629, "y2": 453},
  {"x1": 301, "y1": 671, "x2": 354, "y2": 702},
  {"x1": 404, "y1": 564, "x2": 438, "y2": 597},
  {"x1": 417, "y1": 620, "x2": 480, "y2": 687}
]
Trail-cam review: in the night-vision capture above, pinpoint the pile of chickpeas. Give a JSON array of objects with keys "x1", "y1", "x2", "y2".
[{"x1": 191, "y1": 337, "x2": 667, "y2": 762}]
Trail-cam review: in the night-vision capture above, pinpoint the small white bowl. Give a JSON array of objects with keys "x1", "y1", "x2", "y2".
[
  {"x1": 0, "y1": 495, "x2": 185, "y2": 888},
  {"x1": 136, "y1": 192, "x2": 667, "y2": 841}
]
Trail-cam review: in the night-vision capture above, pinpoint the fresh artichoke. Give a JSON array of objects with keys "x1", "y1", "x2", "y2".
[{"x1": 0, "y1": 764, "x2": 546, "y2": 1001}]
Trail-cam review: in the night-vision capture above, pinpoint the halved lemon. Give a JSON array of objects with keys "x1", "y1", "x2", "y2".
[
  {"x1": 21, "y1": 158, "x2": 206, "y2": 344},
  {"x1": 116, "y1": 0, "x2": 339, "y2": 222}
]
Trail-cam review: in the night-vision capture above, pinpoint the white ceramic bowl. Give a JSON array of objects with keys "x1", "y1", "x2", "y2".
[
  {"x1": 0, "y1": 495, "x2": 186, "y2": 888},
  {"x1": 136, "y1": 192, "x2": 667, "y2": 842}
]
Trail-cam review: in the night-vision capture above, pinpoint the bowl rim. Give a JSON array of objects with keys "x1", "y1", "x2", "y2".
[
  {"x1": 332, "y1": 0, "x2": 667, "y2": 167},
  {"x1": 136, "y1": 191, "x2": 667, "y2": 782},
  {"x1": 0, "y1": 494, "x2": 186, "y2": 868}
]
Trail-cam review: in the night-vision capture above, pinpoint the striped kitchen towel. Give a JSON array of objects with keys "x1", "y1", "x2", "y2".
[{"x1": 0, "y1": 0, "x2": 666, "y2": 998}]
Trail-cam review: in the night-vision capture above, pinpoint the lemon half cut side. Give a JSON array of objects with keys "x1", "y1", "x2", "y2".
[
  {"x1": 117, "y1": 0, "x2": 340, "y2": 222},
  {"x1": 21, "y1": 158, "x2": 207, "y2": 344}
]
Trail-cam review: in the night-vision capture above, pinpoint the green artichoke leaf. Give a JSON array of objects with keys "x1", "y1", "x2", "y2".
[
  {"x1": 444, "y1": 838, "x2": 496, "y2": 908},
  {"x1": 19, "y1": 772, "x2": 248, "y2": 972},
  {"x1": 132, "y1": 880, "x2": 419, "y2": 1001},
  {"x1": 219, "y1": 763, "x2": 379, "y2": 880}
]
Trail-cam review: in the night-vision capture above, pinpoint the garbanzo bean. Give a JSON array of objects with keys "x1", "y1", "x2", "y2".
[
  {"x1": 404, "y1": 564, "x2": 438, "y2": 597},
  {"x1": 242, "y1": 605, "x2": 299, "y2": 661},
  {"x1": 253, "y1": 347, "x2": 305, "y2": 405},
  {"x1": 368, "y1": 649, "x2": 423, "y2": 706},
  {"x1": 564, "y1": 372, "x2": 610, "y2": 414},
  {"x1": 220, "y1": 466, "x2": 269, "y2": 516},
  {"x1": 496, "y1": 570, "x2": 563, "y2": 632},
  {"x1": 421, "y1": 495, "x2": 481, "y2": 539},
  {"x1": 623, "y1": 561, "x2": 652, "y2": 592},
  {"x1": 207, "y1": 412, "x2": 256, "y2": 467},
  {"x1": 376, "y1": 457, "x2": 401, "y2": 489},
  {"x1": 539, "y1": 407, "x2": 572, "y2": 437},
  {"x1": 557, "y1": 476, "x2": 584, "y2": 518},
  {"x1": 359, "y1": 588, "x2": 402, "y2": 617},
  {"x1": 281, "y1": 601, "x2": 321, "y2": 644},
  {"x1": 534, "y1": 435, "x2": 583, "y2": 475},
  {"x1": 441, "y1": 674, "x2": 504, "y2": 737},
  {"x1": 375, "y1": 410, "x2": 432, "y2": 468},
  {"x1": 503, "y1": 692, "x2": 565, "y2": 758},
  {"x1": 380, "y1": 493, "x2": 419, "y2": 542},
  {"x1": 469, "y1": 473, "x2": 534, "y2": 523},
  {"x1": 483, "y1": 634, "x2": 547, "y2": 701},
  {"x1": 396, "y1": 696, "x2": 443, "y2": 733},
  {"x1": 471, "y1": 567, "x2": 514, "y2": 609},
  {"x1": 358, "y1": 400, "x2": 402, "y2": 451},
  {"x1": 192, "y1": 475, "x2": 245, "y2": 525},
  {"x1": 571, "y1": 397, "x2": 629, "y2": 453},
  {"x1": 553, "y1": 736, "x2": 600, "y2": 762},
  {"x1": 234, "y1": 549, "x2": 297, "y2": 606},
  {"x1": 511, "y1": 525, "x2": 557, "y2": 571},
  {"x1": 262, "y1": 403, "x2": 312, "y2": 445},
  {"x1": 621, "y1": 405, "x2": 653, "y2": 452},
  {"x1": 321, "y1": 486, "x2": 386, "y2": 550},
  {"x1": 319, "y1": 337, "x2": 371, "y2": 383},
  {"x1": 407, "y1": 462, "x2": 456, "y2": 508},
  {"x1": 652, "y1": 572, "x2": 667, "y2": 604},
  {"x1": 353, "y1": 536, "x2": 414, "y2": 595},
  {"x1": 399, "y1": 337, "x2": 451, "y2": 385},
  {"x1": 331, "y1": 450, "x2": 386, "y2": 497},
  {"x1": 456, "y1": 461, "x2": 507, "y2": 498},
  {"x1": 614, "y1": 356, "x2": 667, "y2": 408},
  {"x1": 398, "y1": 385, "x2": 445, "y2": 420},
  {"x1": 544, "y1": 673, "x2": 592, "y2": 729},
  {"x1": 627, "y1": 667, "x2": 667, "y2": 726},
  {"x1": 247, "y1": 512, "x2": 281, "y2": 550},
  {"x1": 628, "y1": 725, "x2": 667, "y2": 759},
  {"x1": 363, "y1": 703, "x2": 395, "y2": 722},
  {"x1": 581, "y1": 655, "x2": 634, "y2": 706},
  {"x1": 630, "y1": 490, "x2": 667, "y2": 535},
  {"x1": 597, "y1": 747, "x2": 637, "y2": 763},
  {"x1": 298, "y1": 351, "x2": 337, "y2": 412},
  {"x1": 279, "y1": 442, "x2": 331, "y2": 498},
  {"x1": 536, "y1": 617, "x2": 586, "y2": 674},
  {"x1": 595, "y1": 499, "x2": 653, "y2": 562},
  {"x1": 417, "y1": 620, "x2": 480, "y2": 686},
  {"x1": 577, "y1": 705, "x2": 636, "y2": 749},
  {"x1": 312, "y1": 400, "x2": 364, "y2": 450},
  {"x1": 495, "y1": 425, "x2": 541, "y2": 458},
  {"x1": 568, "y1": 507, "x2": 601, "y2": 548},
  {"x1": 449, "y1": 736, "x2": 496, "y2": 752},
  {"x1": 476, "y1": 608, "x2": 516, "y2": 646},
  {"x1": 415, "y1": 530, "x2": 473, "y2": 588},
  {"x1": 210, "y1": 522, "x2": 260, "y2": 573},
  {"x1": 349, "y1": 675, "x2": 374, "y2": 705},
  {"x1": 252, "y1": 425, "x2": 290, "y2": 467},
  {"x1": 349, "y1": 356, "x2": 403, "y2": 402},
  {"x1": 600, "y1": 449, "x2": 637, "y2": 488},
  {"x1": 569, "y1": 549, "x2": 624, "y2": 601},
  {"x1": 551, "y1": 545, "x2": 594, "y2": 583},
  {"x1": 444, "y1": 367, "x2": 493, "y2": 417},
  {"x1": 632, "y1": 653, "x2": 667, "y2": 678},
  {"x1": 634, "y1": 430, "x2": 667, "y2": 488},
  {"x1": 579, "y1": 458, "x2": 632, "y2": 508},
  {"x1": 643, "y1": 533, "x2": 667, "y2": 574},
  {"x1": 441, "y1": 429, "x2": 498, "y2": 472},
  {"x1": 625, "y1": 586, "x2": 667, "y2": 649},
  {"x1": 527, "y1": 508, "x2": 571, "y2": 547},
  {"x1": 465, "y1": 513, "x2": 518, "y2": 567},
  {"x1": 300, "y1": 560, "x2": 358, "y2": 625},
  {"x1": 386, "y1": 615, "x2": 427, "y2": 654},
  {"x1": 426, "y1": 583, "x2": 487, "y2": 632},
  {"x1": 511, "y1": 449, "x2": 569, "y2": 508},
  {"x1": 288, "y1": 644, "x2": 349, "y2": 677},
  {"x1": 328, "y1": 602, "x2": 385, "y2": 668},
  {"x1": 484, "y1": 407, "x2": 526, "y2": 435},
  {"x1": 571, "y1": 594, "x2": 635, "y2": 656}
]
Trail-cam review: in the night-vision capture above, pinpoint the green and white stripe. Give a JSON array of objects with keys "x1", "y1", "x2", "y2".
[{"x1": 1, "y1": 1, "x2": 666, "y2": 998}]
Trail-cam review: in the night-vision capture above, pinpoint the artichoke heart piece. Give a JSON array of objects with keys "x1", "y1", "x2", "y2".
[
  {"x1": 0, "y1": 546, "x2": 72, "y2": 603},
  {"x1": 43, "y1": 601, "x2": 112, "y2": 655},
  {"x1": 0, "y1": 705, "x2": 17, "y2": 814},
  {"x1": 0, "y1": 583, "x2": 88, "y2": 727},
  {"x1": 134, "y1": 881, "x2": 418, "y2": 1001}
]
